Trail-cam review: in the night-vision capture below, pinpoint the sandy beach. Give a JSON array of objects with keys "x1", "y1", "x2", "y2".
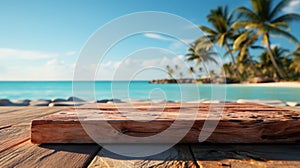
[{"x1": 231, "y1": 82, "x2": 300, "y2": 88}]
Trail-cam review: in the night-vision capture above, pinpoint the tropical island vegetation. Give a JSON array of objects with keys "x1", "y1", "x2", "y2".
[{"x1": 151, "y1": 0, "x2": 300, "y2": 84}]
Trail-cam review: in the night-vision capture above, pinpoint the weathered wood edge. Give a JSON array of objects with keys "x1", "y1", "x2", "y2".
[{"x1": 31, "y1": 103, "x2": 300, "y2": 144}]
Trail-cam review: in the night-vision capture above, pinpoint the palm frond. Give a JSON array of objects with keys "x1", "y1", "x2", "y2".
[
  {"x1": 216, "y1": 33, "x2": 226, "y2": 46},
  {"x1": 266, "y1": 25, "x2": 299, "y2": 43},
  {"x1": 223, "y1": 50, "x2": 231, "y2": 57},
  {"x1": 199, "y1": 26, "x2": 217, "y2": 35},
  {"x1": 250, "y1": 45, "x2": 265, "y2": 50},
  {"x1": 268, "y1": 21, "x2": 289, "y2": 29},
  {"x1": 233, "y1": 32, "x2": 250, "y2": 51},
  {"x1": 235, "y1": 6, "x2": 258, "y2": 20},
  {"x1": 232, "y1": 21, "x2": 258, "y2": 29},
  {"x1": 269, "y1": 0, "x2": 293, "y2": 19},
  {"x1": 271, "y1": 13, "x2": 300, "y2": 23}
]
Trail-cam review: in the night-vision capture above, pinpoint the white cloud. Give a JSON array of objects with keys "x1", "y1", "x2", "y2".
[
  {"x1": 96, "y1": 55, "x2": 192, "y2": 80},
  {"x1": 0, "y1": 48, "x2": 58, "y2": 60},
  {"x1": 282, "y1": 0, "x2": 300, "y2": 13},
  {"x1": 0, "y1": 48, "x2": 79, "y2": 80},
  {"x1": 144, "y1": 33, "x2": 194, "y2": 44},
  {"x1": 0, "y1": 57, "x2": 74, "y2": 80},
  {"x1": 143, "y1": 33, "x2": 174, "y2": 41},
  {"x1": 0, "y1": 46, "x2": 219, "y2": 80},
  {"x1": 65, "y1": 50, "x2": 76, "y2": 56},
  {"x1": 0, "y1": 53, "x2": 219, "y2": 81}
]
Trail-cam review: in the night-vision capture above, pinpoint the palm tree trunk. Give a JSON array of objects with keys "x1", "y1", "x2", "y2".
[
  {"x1": 225, "y1": 42, "x2": 242, "y2": 78},
  {"x1": 246, "y1": 53, "x2": 260, "y2": 77},
  {"x1": 265, "y1": 33, "x2": 285, "y2": 79}
]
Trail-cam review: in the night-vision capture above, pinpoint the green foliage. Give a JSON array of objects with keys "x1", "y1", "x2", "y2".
[
  {"x1": 184, "y1": 0, "x2": 300, "y2": 81},
  {"x1": 233, "y1": 0, "x2": 300, "y2": 79}
]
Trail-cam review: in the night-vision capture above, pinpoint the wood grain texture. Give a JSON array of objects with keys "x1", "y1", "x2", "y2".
[
  {"x1": 0, "y1": 123, "x2": 30, "y2": 153},
  {"x1": 0, "y1": 107, "x2": 26, "y2": 114},
  {"x1": 190, "y1": 144, "x2": 300, "y2": 168},
  {"x1": 0, "y1": 141, "x2": 100, "y2": 168},
  {"x1": 0, "y1": 107, "x2": 100, "y2": 168},
  {"x1": 88, "y1": 144, "x2": 197, "y2": 168},
  {"x1": 1, "y1": 106, "x2": 300, "y2": 167},
  {"x1": 31, "y1": 103, "x2": 300, "y2": 144},
  {"x1": 0, "y1": 107, "x2": 66, "y2": 153},
  {"x1": 0, "y1": 107, "x2": 66, "y2": 128}
]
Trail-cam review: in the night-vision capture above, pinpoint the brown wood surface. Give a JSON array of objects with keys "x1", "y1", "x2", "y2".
[
  {"x1": 0, "y1": 107, "x2": 65, "y2": 153},
  {"x1": 0, "y1": 107, "x2": 26, "y2": 114},
  {"x1": 0, "y1": 107, "x2": 64, "y2": 128},
  {"x1": 88, "y1": 145, "x2": 197, "y2": 168},
  {"x1": 1, "y1": 105, "x2": 300, "y2": 167},
  {"x1": 190, "y1": 144, "x2": 300, "y2": 168},
  {"x1": 0, "y1": 106, "x2": 101, "y2": 168},
  {"x1": 31, "y1": 103, "x2": 300, "y2": 144},
  {"x1": 0, "y1": 123, "x2": 30, "y2": 153},
  {"x1": 0, "y1": 141, "x2": 100, "y2": 168}
]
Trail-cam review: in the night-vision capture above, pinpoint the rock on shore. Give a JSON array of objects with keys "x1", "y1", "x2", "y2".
[
  {"x1": 149, "y1": 79, "x2": 197, "y2": 84},
  {"x1": 29, "y1": 99, "x2": 51, "y2": 106},
  {"x1": 0, "y1": 97, "x2": 299, "y2": 107},
  {"x1": 236, "y1": 99, "x2": 287, "y2": 107}
]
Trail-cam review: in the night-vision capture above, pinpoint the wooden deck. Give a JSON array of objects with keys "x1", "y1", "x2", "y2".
[{"x1": 1, "y1": 105, "x2": 300, "y2": 167}]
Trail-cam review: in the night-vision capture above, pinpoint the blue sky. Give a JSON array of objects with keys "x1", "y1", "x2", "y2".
[{"x1": 0, "y1": 0, "x2": 299, "y2": 80}]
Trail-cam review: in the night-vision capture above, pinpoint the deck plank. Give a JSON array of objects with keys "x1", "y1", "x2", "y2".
[
  {"x1": 88, "y1": 144, "x2": 197, "y2": 168},
  {"x1": 0, "y1": 107, "x2": 66, "y2": 153},
  {"x1": 190, "y1": 144, "x2": 300, "y2": 168},
  {"x1": 0, "y1": 123, "x2": 30, "y2": 153},
  {"x1": 0, "y1": 107, "x2": 27, "y2": 114},
  {"x1": 0, "y1": 106, "x2": 101, "y2": 167},
  {"x1": 0, "y1": 141, "x2": 100, "y2": 168},
  {"x1": 32, "y1": 103, "x2": 300, "y2": 144},
  {"x1": 0, "y1": 107, "x2": 65, "y2": 128},
  {"x1": 1, "y1": 105, "x2": 300, "y2": 167}
]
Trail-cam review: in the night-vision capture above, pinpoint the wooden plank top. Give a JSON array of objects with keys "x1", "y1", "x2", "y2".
[
  {"x1": 35, "y1": 102, "x2": 299, "y2": 121},
  {"x1": 31, "y1": 103, "x2": 300, "y2": 144},
  {"x1": 0, "y1": 105, "x2": 300, "y2": 167}
]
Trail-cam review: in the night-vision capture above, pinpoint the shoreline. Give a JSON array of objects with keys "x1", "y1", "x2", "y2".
[
  {"x1": 229, "y1": 82, "x2": 300, "y2": 88},
  {"x1": 0, "y1": 97, "x2": 299, "y2": 107},
  {"x1": 149, "y1": 78, "x2": 300, "y2": 88},
  {"x1": 0, "y1": 82, "x2": 299, "y2": 106}
]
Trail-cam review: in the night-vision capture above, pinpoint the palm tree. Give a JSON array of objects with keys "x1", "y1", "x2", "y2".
[
  {"x1": 233, "y1": 30, "x2": 260, "y2": 77},
  {"x1": 199, "y1": 6, "x2": 241, "y2": 77},
  {"x1": 233, "y1": 0, "x2": 300, "y2": 79},
  {"x1": 258, "y1": 46, "x2": 289, "y2": 78},
  {"x1": 174, "y1": 64, "x2": 179, "y2": 71},
  {"x1": 222, "y1": 63, "x2": 233, "y2": 78},
  {"x1": 165, "y1": 65, "x2": 174, "y2": 79},
  {"x1": 189, "y1": 67, "x2": 195, "y2": 74},
  {"x1": 185, "y1": 41, "x2": 218, "y2": 66},
  {"x1": 188, "y1": 67, "x2": 195, "y2": 77},
  {"x1": 179, "y1": 72, "x2": 183, "y2": 79},
  {"x1": 222, "y1": 62, "x2": 242, "y2": 78},
  {"x1": 289, "y1": 45, "x2": 300, "y2": 75}
]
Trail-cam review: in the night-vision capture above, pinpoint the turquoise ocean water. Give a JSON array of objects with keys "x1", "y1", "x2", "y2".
[{"x1": 0, "y1": 81, "x2": 299, "y2": 102}]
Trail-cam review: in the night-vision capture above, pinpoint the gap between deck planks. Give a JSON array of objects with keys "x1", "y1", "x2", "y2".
[
  {"x1": 190, "y1": 144, "x2": 300, "y2": 168},
  {"x1": 87, "y1": 144, "x2": 300, "y2": 168},
  {"x1": 88, "y1": 144, "x2": 198, "y2": 168},
  {"x1": 31, "y1": 103, "x2": 300, "y2": 144}
]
